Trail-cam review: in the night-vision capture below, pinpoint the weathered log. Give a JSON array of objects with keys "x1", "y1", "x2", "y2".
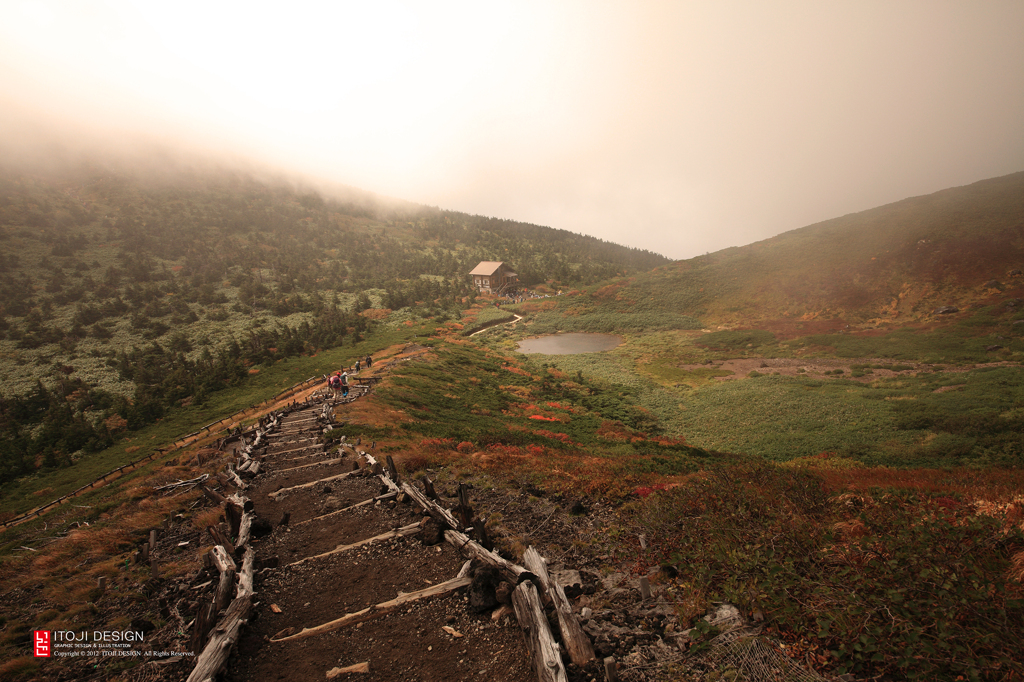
[
  {"x1": 385, "y1": 455, "x2": 400, "y2": 484},
  {"x1": 237, "y1": 548, "x2": 255, "y2": 597},
  {"x1": 473, "y1": 518, "x2": 492, "y2": 551},
  {"x1": 444, "y1": 529, "x2": 533, "y2": 585},
  {"x1": 423, "y1": 477, "x2": 437, "y2": 500},
  {"x1": 154, "y1": 474, "x2": 210, "y2": 491},
  {"x1": 522, "y1": 546, "x2": 595, "y2": 666},
  {"x1": 296, "y1": 491, "x2": 400, "y2": 526},
  {"x1": 199, "y1": 484, "x2": 228, "y2": 507},
  {"x1": 402, "y1": 482, "x2": 460, "y2": 530},
  {"x1": 455, "y1": 483, "x2": 473, "y2": 528},
  {"x1": 226, "y1": 467, "x2": 246, "y2": 490},
  {"x1": 326, "y1": 662, "x2": 371, "y2": 677},
  {"x1": 604, "y1": 657, "x2": 618, "y2": 682},
  {"x1": 224, "y1": 502, "x2": 242, "y2": 539},
  {"x1": 185, "y1": 592, "x2": 252, "y2": 682},
  {"x1": 512, "y1": 581, "x2": 568, "y2": 682},
  {"x1": 288, "y1": 522, "x2": 422, "y2": 567},
  {"x1": 362, "y1": 453, "x2": 401, "y2": 492},
  {"x1": 639, "y1": 576, "x2": 652, "y2": 601},
  {"x1": 190, "y1": 601, "x2": 215, "y2": 655},
  {"x1": 274, "y1": 458, "x2": 343, "y2": 474},
  {"x1": 214, "y1": 567, "x2": 235, "y2": 613},
  {"x1": 210, "y1": 545, "x2": 236, "y2": 573},
  {"x1": 207, "y1": 526, "x2": 234, "y2": 554},
  {"x1": 225, "y1": 494, "x2": 254, "y2": 513},
  {"x1": 268, "y1": 470, "x2": 358, "y2": 500},
  {"x1": 235, "y1": 511, "x2": 254, "y2": 550},
  {"x1": 271, "y1": 575, "x2": 472, "y2": 643}
]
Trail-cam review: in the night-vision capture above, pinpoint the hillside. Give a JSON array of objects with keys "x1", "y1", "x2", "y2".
[
  {"x1": 0, "y1": 158, "x2": 668, "y2": 485},
  {"x1": 573, "y1": 170, "x2": 1024, "y2": 331},
  {"x1": 1, "y1": 166, "x2": 1023, "y2": 681}
]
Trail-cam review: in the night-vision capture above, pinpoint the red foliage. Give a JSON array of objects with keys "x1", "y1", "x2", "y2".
[
  {"x1": 533, "y1": 429, "x2": 575, "y2": 445},
  {"x1": 419, "y1": 437, "x2": 456, "y2": 453},
  {"x1": 634, "y1": 483, "x2": 670, "y2": 498},
  {"x1": 529, "y1": 414, "x2": 559, "y2": 422}
]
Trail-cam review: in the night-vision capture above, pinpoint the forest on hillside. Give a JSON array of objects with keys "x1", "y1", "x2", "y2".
[{"x1": 0, "y1": 162, "x2": 669, "y2": 483}]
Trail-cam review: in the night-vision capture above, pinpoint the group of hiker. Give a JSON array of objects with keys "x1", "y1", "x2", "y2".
[{"x1": 327, "y1": 355, "x2": 373, "y2": 398}]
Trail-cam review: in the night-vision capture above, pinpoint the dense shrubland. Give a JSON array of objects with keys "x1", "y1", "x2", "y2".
[{"x1": 0, "y1": 164, "x2": 666, "y2": 483}]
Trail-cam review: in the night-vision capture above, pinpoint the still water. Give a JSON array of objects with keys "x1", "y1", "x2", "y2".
[{"x1": 516, "y1": 333, "x2": 623, "y2": 355}]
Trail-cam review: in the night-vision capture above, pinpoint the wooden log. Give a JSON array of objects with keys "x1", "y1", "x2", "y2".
[
  {"x1": 604, "y1": 657, "x2": 618, "y2": 682},
  {"x1": 215, "y1": 567, "x2": 235, "y2": 613},
  {"x1": 444, "y1": 529, "x2": 533, "y2": 586},
  {"x1": 295, "y1": 491, "x2": 399, "y2": 526},
  {"x1": 190, "y1": 601, "x2": 215, "y2": 655},
  {"x1": 207, "y1": 526, "x2": 234, "y2": 554},
  {"x1": 522, "y1": 546, "x2": 595, "y2": 667},
  {"x1": 199, "y1": 485, "x2": 228, "y2": 507},
  {"x1": 150, "y1": 529, "x2": 158, "y2": 550},
  {"x1": 271, "y1": 575, "x2": 472, "y2": 643},
  {"x1": 274, "y1": 458, "x2": 343, "y2": 474},
  {"x1": 385, "y1": 455, "x2": 400, "y2": 485},
  {"x1": 268, "y1": 470, "x2": 358, "y2": 500},
  {"x1": 402, "y1": 482, "x2": 460, "y2": 530},
  {"x1": 455, "y1": 483, "x2": 473, "y2": 528},
  {"x1": 185, "y1": 592, "x2": 252, "y2": 682},
  {"x1": 97, "y1": 576, "x2": 107, "y2": 595},
  {"x1": 226, "y1": 467, "x2": 246, "y2": 490},
  {"x1": 326, "y1": 662, "x2": 370, "y2": 677},
  {"x1": 224, "y1": 503, "x2": 243, "y2": 539},
  {"x1": 225, "y1": 494, "x2": 254, "y2": 513},
  {"x1": 363, "y1": 454, "x2": 401, "y2": 493},
  {"x1": 512, "y1": 581, "x2": 568, "y2": 682},
  {"x1": 288, "y1": 522, "x2": 422, "y2": 567},
  {"x1": 237, "y1": 549, "x2": 255, "y2": 598},
  {"x1": 423, "y1": 477, "x2": 437, "y2": 500},
  {"x1": 639, "y1": 576, "x2": 652, "y2": 601},
  {"x1": 473, "y1": 518, "x2": 492, "y2": 551},
  {"x1": 235, "y1": 511, "x2": 254, "y2": 550},
  {"x1": 210, "y1": 545, "x2": 237, "y2": 574}
]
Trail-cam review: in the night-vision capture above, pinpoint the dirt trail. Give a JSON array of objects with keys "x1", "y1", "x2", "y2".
[{"x1": 226, "y1": 391, "x2": 532, "y2": 681}]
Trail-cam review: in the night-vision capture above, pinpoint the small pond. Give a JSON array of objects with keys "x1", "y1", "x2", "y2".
[{"x1": 516, "y1": 333, "x2": 623, "y2": 355}]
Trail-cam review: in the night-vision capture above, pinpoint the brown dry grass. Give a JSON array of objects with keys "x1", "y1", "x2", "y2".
[{"x1": 1009, "y1": 550, "x2": 1024, "y2": 584}]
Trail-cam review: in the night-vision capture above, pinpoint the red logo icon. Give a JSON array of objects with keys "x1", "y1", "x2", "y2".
[{"x1": 33, "y1": 630, "x2": 50, "y2": 657}]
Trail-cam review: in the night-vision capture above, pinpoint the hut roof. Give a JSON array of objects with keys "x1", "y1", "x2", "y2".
[{"x1": 469, "y1": 261, "x2": 511, "y2": 277}]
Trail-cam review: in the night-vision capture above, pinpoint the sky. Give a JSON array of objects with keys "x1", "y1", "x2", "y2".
[{"x1": 1, "y1": 1, "x2": 1022, "y2": 260}]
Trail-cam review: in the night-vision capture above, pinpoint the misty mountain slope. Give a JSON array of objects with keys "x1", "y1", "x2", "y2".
[
  {"x1": 0, "y1": 160, "x2": 667, "y2": 483},
  {"x1": 617, "y1": 171, "x2": 1024, "y2": 328}
]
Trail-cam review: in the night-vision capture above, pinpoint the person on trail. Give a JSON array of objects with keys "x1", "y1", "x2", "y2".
[
  {"x1": 366, "y1": 355, "x2": 373, "y2": 368},
  {"x1": 342, "y1": 383, "x2": 349, "y2": 398},
  {"x1": 355, "y1": 359, "x2": 361, "y2": 372},
  {"x1": 341, "y1": 371, "x2": 348, "y2": 387},
  {"x1": 330, "y1": 372, "x2": 343, "y2": 393}
]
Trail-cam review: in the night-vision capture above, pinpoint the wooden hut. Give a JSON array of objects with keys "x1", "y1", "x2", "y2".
[{"x1": 469, "y1": 261, "x2": 518, "y2": 294}]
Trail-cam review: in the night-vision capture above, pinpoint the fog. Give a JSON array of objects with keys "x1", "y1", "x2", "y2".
[{"x1": 1, "y1": 1, "x2": 1022, "y2": 259}]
